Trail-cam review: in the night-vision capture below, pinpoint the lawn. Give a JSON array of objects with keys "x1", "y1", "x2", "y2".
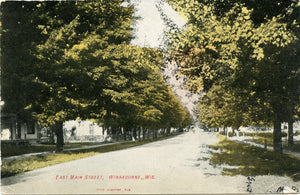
[
  {"x1": 1, "y1": 145, "x2": 57, "y2": 157},
  {"x1": 209, "y1": 135, "x2": 300, "y2": 181},
  {"x1": 1, "y1": 133, "x2": 181, "y2": 178},
  {"x1": 1, "y1": 142, "x2": 109, "y2": 157},
  {"x1": 244, "y1": 132, "x2": 300, "y2": 152}
]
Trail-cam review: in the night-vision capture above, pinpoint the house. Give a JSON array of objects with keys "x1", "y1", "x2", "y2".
[
  {"x1": 1, "y1": 114, "x2": 107, "y2": 145},
  {"x1": 1, "y1": 113, "x2": 42, "y2": 145},
  {"x1": 64, "y1": 120, "x2": 106, "y2": 142}
]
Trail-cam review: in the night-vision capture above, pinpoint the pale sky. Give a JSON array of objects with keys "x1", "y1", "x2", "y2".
[{"x1": 122, "y1": 0, "x2": 186, "y2": 49}]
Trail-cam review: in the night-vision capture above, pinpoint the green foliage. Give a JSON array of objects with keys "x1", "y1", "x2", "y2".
[
  {"x1": 0, "y1": 2, "x2": 44, "y2": 121},
  {"x1": 168, "y1": 0, "x2": 297, "y2": 26},
  {"x1": 1, "y1": 1, "x2": 191, "y2": 134},
  {"x1": 167, "y1": 0, "x2": 300, "y2": 128},
  {"x1": 27, "y1": 1, "x2": 134, "y2": 126}
]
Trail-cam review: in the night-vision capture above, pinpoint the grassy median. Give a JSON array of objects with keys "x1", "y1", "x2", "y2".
[
  {"x1": 209, "y1": 135, "x2": 300, "y2": 181},
  {"x1": 1, "y1": 133, "x2": 181, "y2": 178}
]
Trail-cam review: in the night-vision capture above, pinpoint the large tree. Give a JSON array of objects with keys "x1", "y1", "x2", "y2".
[
  {"x1": 26, "y1": 1, "x2": 134, "y2": 151},
  {"x1": 1, "y1": 2, "x2": 45, "y2": 133},
  {"x1": 1, "y1": 1, "x2": 191, "y2": 151},
  {"x1": 167, "y1": 0, "x2": 299, "y2": 152}
]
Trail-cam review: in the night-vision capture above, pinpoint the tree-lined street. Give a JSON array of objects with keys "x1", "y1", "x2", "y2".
[
  {"x1": 1, "y1": 0, "x2": 300, "y2": 193},
  {"x1": 2, "y1": 130, "x2": 299, "y2": 194}
]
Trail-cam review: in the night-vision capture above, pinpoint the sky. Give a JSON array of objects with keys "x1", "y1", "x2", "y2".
[
  {"x1": 122, "y1": 0, "x2": 186, "y2": 49},
  {"x1": 121, "y1": 0, "x2": 202, "y2": 120}
]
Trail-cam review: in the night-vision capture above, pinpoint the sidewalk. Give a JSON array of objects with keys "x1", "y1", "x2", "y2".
[
  {"x1": 3, "y1": 135, "x2": 299, "y2": 164},
  {"x1": 228, "y1": 136, "x2": 300, "y2": 159},
  {"x1": 1, "y1": 141, "x2": 124, "y2": 164}
]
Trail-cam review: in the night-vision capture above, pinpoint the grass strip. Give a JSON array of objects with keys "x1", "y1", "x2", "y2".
[
  {"x1": 1, "y1": 142, "x2": 113, "y2": 157},
  {"x1": 1, "y1": 133, "x2": 181, "y2": 178},
  {"x1": 1, "y1": 145, "x2": 57, "y2": 157},
  {"x1": 209, "y1": 135, "x2": 300, "y2": 181},
  {"x1": 243, "y1": 132, "x2": 300, "y2": 152}
]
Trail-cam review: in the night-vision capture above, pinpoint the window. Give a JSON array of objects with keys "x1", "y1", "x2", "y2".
[
  {"x1": 89, "y1": 124, "x2": 94, "y2": 135},
  {"x1": 27, "y1": 122, "x2": 35, "y2": 134}
]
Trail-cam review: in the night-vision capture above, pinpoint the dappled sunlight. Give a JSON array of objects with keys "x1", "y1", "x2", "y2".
[{"x1": 209, "y1": 137, "x2": 300, "y2": 181}]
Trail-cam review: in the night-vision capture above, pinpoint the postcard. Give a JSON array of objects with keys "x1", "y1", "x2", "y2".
[{"x1": 1, "y1": 0, "x2": 300, "y2": 194}]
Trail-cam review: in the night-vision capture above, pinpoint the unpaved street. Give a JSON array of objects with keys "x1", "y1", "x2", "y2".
[{"x1": 2, "y1": 130, "x2": 299, "y2": 194}]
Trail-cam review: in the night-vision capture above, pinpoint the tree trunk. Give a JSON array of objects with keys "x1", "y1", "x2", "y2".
[
  {"x1": 273, "y1": 120, "x2": 282, "y2": 153},
  {"x1": 116, "y1": 127, "x2": 121, "y2": 141},
  {"x1": 111, "y1": 127, "x2": 116, "y2": 139},
  {"x1": 153, "y1": 129, "x2": 155, "y2": 138},
  {"x1": 154, "y1": 129, "x2": 157, "y2": 138},
  {"x1": 102, "y1": 126, "x2": 105, "y2": 135},
  {"x1": 133, "y1": 128, "x2": 137, "y2": 141},
  {"x1": 16, "y1": 121, "x2": 21, "y2": 139},
  {"x1": 138, "y1": 127, "x2": 141, "y2": 141},
  {"x1": 123, "y1": 128, "x2": 127, "y2": 141},
  {"x1": 54, "y1": 122, "x2": 64, "y2": 152},
  {"x1": 108, "y1": 127, "x2": 112, "y2": 137},
  {"x1": 167, "y1": 127, "x2": 171, "y2": 135},
  {"x1": 49, "y1": 130, "x2": 55, "y2": 144},
  {"x1": 142, "y1": 128, "x2": 145, "y2": 140},
  {"x1": 288, "y1": 121, "x2": 294, "y2": 150}
]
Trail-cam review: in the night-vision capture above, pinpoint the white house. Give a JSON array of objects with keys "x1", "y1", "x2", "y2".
[
  {"x1": 64, "y1": 120, "x2": 106, "y2": 142},
  {"x1": 1, "y1": 113, "x2": 42, "y2": 144}
]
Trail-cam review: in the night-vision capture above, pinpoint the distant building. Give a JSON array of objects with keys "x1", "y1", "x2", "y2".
[
  {"x1": 1, "y1": 115, "x2": 108, "y2": 145},
  {"x1": 64, "y1": 120, "x2": 106, "y2": 142},
  {"x1": 1, "y1": 113, "x2": 42, "y2": 144}
]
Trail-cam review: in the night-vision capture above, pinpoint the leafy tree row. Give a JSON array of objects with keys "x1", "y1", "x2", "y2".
[
  {"x1": 167, "y1": 0, "x2": 300, "y2": 152},
  {"x1": 1, "y1": 1, "x2": 191, "y2": 151}
]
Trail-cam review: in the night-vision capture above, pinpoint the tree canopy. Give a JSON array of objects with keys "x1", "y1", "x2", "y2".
[
  {"x1": 167, "y1": 0, "x2": 300, "y2": 151},
  {"x1": 1, "y1": 1, "x2": 191, "y2": 150}
]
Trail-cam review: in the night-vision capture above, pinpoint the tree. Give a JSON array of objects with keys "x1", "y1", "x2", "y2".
[
  {"x1": 1, "y1": 1, "x2": 134, "y2": 151},
  {"x1": 31, "y1": 1, "x2": 134, "y2": 150},
  {"x1": 1, "y1": 2, "x2": 46, "y2": 135},
  {"x1": 102, "y1": 45, "x2": 191, "y2": 139},
  {"x1": 167, "y1": 0, "x2": 299, "y2": 152},
  {"x1": 2, "y1": 1, "x2": 191, "y2": 151}
]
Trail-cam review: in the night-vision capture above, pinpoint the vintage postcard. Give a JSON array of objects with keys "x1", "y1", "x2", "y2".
[{"x1": 1, "y1": 0, "x2": 300, "y2": 194}]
